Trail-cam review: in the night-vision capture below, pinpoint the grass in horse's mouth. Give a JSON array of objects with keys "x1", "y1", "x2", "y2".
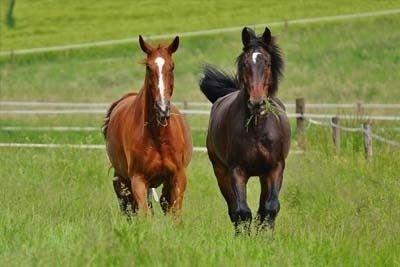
[{"x1": 245, "y1": 98, "x2": 280, "y2": 131}]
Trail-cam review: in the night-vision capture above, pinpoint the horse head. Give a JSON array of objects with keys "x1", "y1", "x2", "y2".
[
  {"x1": 237, "y1": 27, "x2": 283, "y2": 116},
  {"x1": 139, "y1": 35, "x2": 179, "y2": 124}
]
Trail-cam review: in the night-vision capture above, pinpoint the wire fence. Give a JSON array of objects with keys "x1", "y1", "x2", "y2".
[
  {"x1": 1, "y1": 99, "x2": 399, "y2": 151},
  {"x1": 2, "y1": 100, "x2": 400, "y2": 109},
  {"x1": 0, "y1": 142, "x2": 305, "y2": 155},
  {"x1": 306, "y1": 118, "x2": 400, "y2": 148},
  {"x1": 0, "y1": 126, "x2": 208, "y2": 132},
  {"x1": 0, "y1": 142, "x2": 205, "y2": 152},
  {"x1": 1, "y1": 108, "x2": 400, "y2": 121}
]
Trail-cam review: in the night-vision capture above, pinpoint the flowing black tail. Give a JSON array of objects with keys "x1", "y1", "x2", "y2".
[{"x1": 199, "y1": 65, "x2": 239, "y2": 103}]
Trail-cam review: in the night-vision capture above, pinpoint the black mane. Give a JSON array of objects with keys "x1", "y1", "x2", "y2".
[{"x1": 199, "y1": 30, "x2": 283, "y2": 103}]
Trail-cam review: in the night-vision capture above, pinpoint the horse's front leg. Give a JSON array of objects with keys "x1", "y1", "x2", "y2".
[
  {"x1": 160, "y1": 169, "x2": 187, "y2": 215},
  {"x1": 230, "y1": 166, "x2": 252, "y2": 234},
  {"x1": 130, "y1": 174, "x2": 149, "y2": 215},
  {"x1": 257, "y1": 161, "x2": 284, "y2": 230}
]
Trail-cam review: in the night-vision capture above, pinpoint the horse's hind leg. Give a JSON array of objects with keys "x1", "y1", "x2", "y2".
[
  {"x1": 160, "y1": 184, "x2": 170, "y2": 214},
  {"x1": 257, "y1": 161, "x2": 284, "y2": 230},
  {"x1": 112, "y1": 174, "x2": 133, "y2": 215}
]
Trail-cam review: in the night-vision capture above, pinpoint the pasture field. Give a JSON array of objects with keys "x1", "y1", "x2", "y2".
[
  {"x1": 1, "y1": 1, "x2": 400, "y2": 266},
  {"x1": 0, "y1": 5, "x2": 400, "y2": 103},
  {"x1": 1, "y1": 0, "x2": 399, "y2": 50},
  {"x1": 1, "y1": 129, "x2": 399, "y2": 266}
]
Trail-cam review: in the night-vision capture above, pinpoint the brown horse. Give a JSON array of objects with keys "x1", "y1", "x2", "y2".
[
  {"x1": 199, "y1": 27, "x2": 290, "y2": 232},
  {"x1": 103, "y1": 35, "x2": 192, "y2": 216}
]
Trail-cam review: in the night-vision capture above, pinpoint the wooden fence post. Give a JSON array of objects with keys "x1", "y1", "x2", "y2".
[
  {"x1": 296, "y1": 98, "x2": 305, "y2": 148},
  {"x1": 183, "y1": 100, "x2": 188, "y2": 118},
  {"x1": 331, "y1": 116, "x2": 340, "y2": 153},
  {"x1": 356, "y1": 102, "x2": 364, "y2": 118},
  {"x1": 183, "y1": 100, "x2": 188, "y2": 110},
  {"x1": 363, "y1": 122, "x2": 372, "y2": 160}
]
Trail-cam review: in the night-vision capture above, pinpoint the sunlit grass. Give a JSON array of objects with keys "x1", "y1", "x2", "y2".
[
  {"x1": 1, "y1": 128, "x2": 399, "y2": 266},
  {"x1": 1, "y1": 14, "x2": 400, "y2": 103},
  {"x1": 1, "y1": 1, "x2": 400, "y2": 266},
  {"x1": 1, "y1": 0, "x2": 399, "y2": 50}
]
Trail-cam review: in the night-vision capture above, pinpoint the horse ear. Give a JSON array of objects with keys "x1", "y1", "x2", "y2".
[
  {"x1": 168, "y1": 36, "x2": 179, "y2": 54},
  {"x1": 139, "y1": 35, "x2": 152, "y2": 54},
  {"x1": 262, "y1": 27, "x2": 272, "y2": 44},
  {"x1": 242, "y1": 27, "x2": 255, "y2": 47}
]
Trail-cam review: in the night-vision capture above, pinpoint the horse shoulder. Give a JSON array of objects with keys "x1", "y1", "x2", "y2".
[
  {"x1": 207, "y1": 93, "x2": 242, "y2": 164},
  {"x1": 106, "y1": 93, "x2": 143, "y2": 174},
  {"x1": 167, "y1": 107, "x2": 193, "y2": 166}
]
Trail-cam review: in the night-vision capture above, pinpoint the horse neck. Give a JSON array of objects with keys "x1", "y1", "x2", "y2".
[
  {"x1": 136, "y1": 76, "x2": 166, "y2": 137},
  {"x1": 233, "y1": 86, "x2": 249, "y2": 108},
  {"x1": 136, "y1": 75, "x2": 155, "y2": 122}
]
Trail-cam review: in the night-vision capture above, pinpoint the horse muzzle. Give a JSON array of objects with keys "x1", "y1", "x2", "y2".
[
  {"x1": 155, "y1": 100, "x2": 171, "y2": 121},
  {"x1": 247, "y1": 99, "x2": 267, "y2": 116}
]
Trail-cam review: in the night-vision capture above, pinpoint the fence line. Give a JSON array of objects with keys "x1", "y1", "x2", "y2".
[
  {"x1": 308, "y1": 119, "x2": 363, "y2": 132},
  {"x1": 0, "y1": 143, "x2": 105, "y2": 149},
  {"x1": 0, "y1": 142, "x2": 205, "y2": 152},
  {"x1": 2, "y1": 8, "x2": 400, "y2": 56},
  {"x1": 0, "y1": 109, "x2": 107, "y2": 114},
  {"x1": 330, "y1": 122, "x2": 363, "y2": 133},
  {"x1": 306, "y1": 117, "x2": 400, "y2": 148},
  {"x1": 1, "y1": 126, "x2": 207, "y2": 132},
  {"x1": 2, "y1": 100, "x2": 400, "y2": 109},
  {"x1": 2, "y1": 126, "x2": 99, "y2": 132},
  {"x1": 0, "y1": 101, "x2": 109, "y2": 108},
  {"x1": 293, "y1": 113, "x2": 400, "y2": 121},
  {"x1": 2, "y1": 108, "x2": 400, "y2": 121},
  {"x1": 307, "y1": 118, "x2": 331, "y2": 127},
  {"x1": 370, "y1": 133, "x2": 400, "y2": 147},
  {"x1": 2, "y1": 124, "x2": 398, "y2": 147},
  {"x1": 305, "y1": 103, "x2": 400, "y2": 109},
  {"x1": 0, "y1": 142, "x2": 304, "y2": 154},
  {"x1": 0, "y1": 109, "x2": 202, "y2": 115}
]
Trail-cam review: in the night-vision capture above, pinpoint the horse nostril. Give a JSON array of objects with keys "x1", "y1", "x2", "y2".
[
  {"x1": 164, "y1": 106, "x2": 171, "y2": 117},
  {"x1": 155, "y1": 101, "x2": 171, "y2": 118},
  {"x1": 248, "y1": 99, "x2": 265, "y2": 108},
  {"x1": 248, "y1": 99, "x2": 267, "y2": 116},
  {"x1": 249, "y1": 99, "x2": 265, "y2": 106}
]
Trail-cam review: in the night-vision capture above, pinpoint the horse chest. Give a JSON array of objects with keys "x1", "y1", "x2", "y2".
[
  {"x1": 235, "y1": 130, "x2": 281, "y2": 174},
  {"x1": 141, "y1": 144, "x2": 178, "y2": 175}
]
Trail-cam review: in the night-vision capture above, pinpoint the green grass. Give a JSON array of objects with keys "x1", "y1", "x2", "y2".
[
  {"x1": 1, "y1": 0, "x2": 399, "y2": 50},
  {"x1": 1, "y1": 14, "x2": 400, "y2": 103},
  {"x1": 1, "y1": 130, "x2": 399, "y2": 266},
  {"x1": 1, "y1": 1, "x2": 400, "y2": 266}
]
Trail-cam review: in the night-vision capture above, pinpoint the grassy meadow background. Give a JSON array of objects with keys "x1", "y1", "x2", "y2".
[{"x1": 1, "y1": 1, "x2": 400, "y2": 266}]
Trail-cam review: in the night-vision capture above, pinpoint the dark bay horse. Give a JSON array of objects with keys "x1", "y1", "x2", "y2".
[
  {"x1": 199, "y1": 27, "x2": 290, "y2": 231},
  {"x1": 103, "y1": 36, "x2": 192, "y2": 216}
]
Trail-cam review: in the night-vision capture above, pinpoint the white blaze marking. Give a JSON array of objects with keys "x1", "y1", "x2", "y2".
[
  {"x1": 252, "y1": 52, "x2": 261, "y2": 64},
  {"x1": 154, "y1": 57, "x2": 166, "y2": 110}
]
